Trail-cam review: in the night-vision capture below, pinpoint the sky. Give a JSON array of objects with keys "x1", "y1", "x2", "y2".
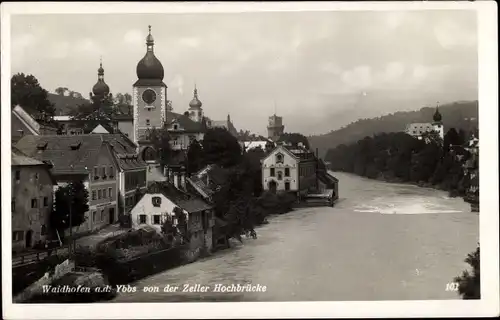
[{"x1": 10, "y1": 10, "x2": 478, "y2": 136}]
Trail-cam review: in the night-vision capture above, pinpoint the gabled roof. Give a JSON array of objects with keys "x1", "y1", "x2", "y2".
[
  {"x1": 145, "y1": 181, "x2": 211, "y2": 213},
  {"x1": 166, "y1": 112, "x2": 207, "y2": 133},
  {"x1": 15, "y1": 134, "x2": 106, "y2": 175},
  {"x1": 177, "y1": 198, "x2": 213, "y2": 213},
  {"x1": 262, "y1": 144, "x2": 299, "y2": 163},
  {"x1": 100, "y1": 134, "x2": 147, "y2": 171},
  {"x1": 92, "y1": 123, "x2": 113, "y2": 134},
  {"x1": 11, "y1": 146, "x2": 47, "y2": 166}
]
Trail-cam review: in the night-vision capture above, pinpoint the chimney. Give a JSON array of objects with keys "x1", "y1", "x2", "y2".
[
  {"x1": 173, "y1": 172, "x2": 179, "y2": 189},
  {"x1": 181, "y1": 173, "x2": 186, "y2": 190}
]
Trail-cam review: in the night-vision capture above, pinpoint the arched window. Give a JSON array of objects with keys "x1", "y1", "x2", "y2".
[
  {"x1": 152, "y1": 196, "x2": 162, "y2": 207},
  {"x1": 276, "y1": 153, "x2": 284, "y2": 164}
]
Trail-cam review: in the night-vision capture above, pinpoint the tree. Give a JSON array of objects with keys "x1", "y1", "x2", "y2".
[
  {"x1": 55, "y1": 87, "x2": 69, "y2": 95},
  {"x1": 70, "y1": 93, "x2": 115, "y2": 132},
  {"x1": 11, "y1": 73, "x2": 55, "y2": 116},
  {"x1": 50, "y1": 181, "x2": 89, "y2": 238},
  {"x1": 149, "y1": 125, "x2": 172, "y2": 168},
  {"x1": 186, "y1": 139, "x2": 204, "y2": 175},
  {"x1": 278, "y1": 132, "x2": 311, "y2": 149},
  {"x1": 115, "y1": 93, "x2": 132, "y2": 106},
  {"x1": 202, "y1": 127, "x2": 242, "y2": 168},
  {"x1": 444, "y1": 128, "x2": 461, "y2": 150},
  {"x1": 454, "y1": 245, "x2": 480, "y2": 299}
]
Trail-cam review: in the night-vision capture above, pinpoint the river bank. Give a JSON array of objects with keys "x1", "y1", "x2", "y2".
[
  {"x1": 18, "y1": 191, "x2": 298, "y2": 303},
  {"x1": 113, "y1": 172, "x2": 478, "y2": 302}
]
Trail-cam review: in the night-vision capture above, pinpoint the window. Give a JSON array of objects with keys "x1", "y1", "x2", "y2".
[
  {"x1": 31, "y1": 198, "x2": 38, "y2": 208},
  {"x1": 108, "y1": 187, "x2": 112, "y2": 199},
  {"x1": 153, "y1": 215, "x2": 161, "y2": 225},
  {"x1": 92, "y1": 190, "x2": 97, "y2": 200},
  {"x1": 109, "y1": 166, "x2": 114, "y2": 178},
  {"x1": 94, "y1": 167, "x2": 99, "y2": 180},
  {"x1": 139, "y1": 215, "x2": 147, "y2": 224},
  {"x1": 152, "y1": 196, "x2": 162, "y2": 207},
  {"x1": 103, "y1": 189, "x2": 107, "y2": 199},
  {"x1": 12, "y1": 198, "x2": 15, "y2": 212},
  {"x1": 270, "y1": 168, "x2": 275, "y2": 177},
  {"x1": 101, "y1": 167, "x2": 107, "y2": 179},
  {"x1": 12, "y1": 231, "x2": 24, "y2": 241},
  {"x1": 173, "y1": 124, "x2": 178, "y2": 130},
  {"x1": 41, "y1": 225, "x2": 47, "y2": 235},
  {"x1": 93, "y1": 211, "x2": 97, "y2": 222},
  {"x1": 15, "y1": 170, "x2": 20, "y2": 181},
  {"x1": 285, "y1": 168, "x2": 290, "y2": 177},
  {"x1": 100, "y1": 210, "x2": 104, "y2": 221},
  {"x1": 276, "y1": 153, "x2": 284, "y2": 164},
  {"x1": 146, "y1": 119, "x2": 150, "y2": 126},
  {"x1": 43, "y1": 197, "x2": 49, "y2": 207},
  {"x1": 98, "y1": 189, "x2": 102, "y2": 199},
  {"x1": 277, "y1": 171, "x2": 283, "y2": 180},
  {"x1": 285, "y1": 182, "x2": 290, "y2": 191}
]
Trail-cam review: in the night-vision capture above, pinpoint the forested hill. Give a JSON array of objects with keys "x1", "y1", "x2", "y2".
[{"x1": 308, "y1": 100, "x2": 478, "y2": 158}]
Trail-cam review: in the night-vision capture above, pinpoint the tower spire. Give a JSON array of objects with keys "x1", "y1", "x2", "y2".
[
  {"x1": 146, "y1": 25, "x2": 154, "y2": 50},
  {"x1": 194, "y1": 82, "x2": 198, "y2": 98}
]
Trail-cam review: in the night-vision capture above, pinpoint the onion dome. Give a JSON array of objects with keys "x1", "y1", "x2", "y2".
[
  {"x1": 92, "y1": 60, "x2": 110, "y2": 96},
  {"x1": 189, "y1": 85, "x2": 202, "y2": 109},
  {"x1": 136, "y1": 25, "x2": 164, "y2": 80},
  {"x1": 433, "y1": 105, "x2": 442, "y2": 122}
]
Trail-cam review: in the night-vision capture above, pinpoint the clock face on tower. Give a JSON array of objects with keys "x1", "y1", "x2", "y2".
[{"x1": 142, "y1": 89, "x2": 157, "y2": 104}]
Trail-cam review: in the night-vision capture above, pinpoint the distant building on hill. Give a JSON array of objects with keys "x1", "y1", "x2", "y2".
[
  {"x1": 405, "y1": 104, "x2": 444, "y2": 141},
  {"x1": 267, "y1": 114, "x2": 285, "y2": 142}
]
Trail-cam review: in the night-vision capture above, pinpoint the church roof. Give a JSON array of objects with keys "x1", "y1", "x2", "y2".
[{"x1": 136, "y1": 26, "x2": 164, "y2": 82}]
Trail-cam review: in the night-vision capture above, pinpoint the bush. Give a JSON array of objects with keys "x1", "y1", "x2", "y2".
[{"x1": 454, "y1": 245, "x2": 480, "y2": 299}]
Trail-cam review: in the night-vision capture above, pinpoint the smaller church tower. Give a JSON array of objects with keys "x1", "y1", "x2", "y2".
[
  {"x1": 268, "y1": 113, "x2": 285, "y2": 142},
  {"x1": 188, "y1": 84, "x2": 203, "y2": 122},
  {"x1": 432, "y1": 103, "x2": 444, "y2": 140},
  {"x1": 91, "y1": 57, "x2": 110, "y2": 103}
]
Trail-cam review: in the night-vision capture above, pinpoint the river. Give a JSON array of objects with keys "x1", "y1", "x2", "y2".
[{"x1": 112, "y1": 172, "x2": 479, "y2": 302}]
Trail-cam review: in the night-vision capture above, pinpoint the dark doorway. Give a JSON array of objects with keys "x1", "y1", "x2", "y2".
[
  {"x1": 268, "y1": 180, "x2": 277, "y2": 194},
  {"x1": 25, "y1": 230, "x2": 33, "y2": 248},
  {"x1": 109, "y1": 208, "x2": 115, "y2": 224}
]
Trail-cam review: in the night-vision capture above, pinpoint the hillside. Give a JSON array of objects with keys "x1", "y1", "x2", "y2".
[
  {"x1": 308, "y1": 100, "x2": 478, "y2": 158},
  {"x1": 47, "y1": 93, "x2": 90, "y2": 116}
]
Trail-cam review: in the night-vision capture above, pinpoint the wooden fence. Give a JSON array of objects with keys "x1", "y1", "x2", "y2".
[{"x1": 12, "y1": 245, "x2": 69, "y2": 267}]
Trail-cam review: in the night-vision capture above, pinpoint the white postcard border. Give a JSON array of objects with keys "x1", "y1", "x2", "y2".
[{"x1": 1, "y1": 1, "x2": 498, "y2": 319}]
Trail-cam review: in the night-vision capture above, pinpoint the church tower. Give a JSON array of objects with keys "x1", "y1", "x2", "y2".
[
  {"x1": 133, "y1": 25, "x2": 167, "y2": 146},
  {"x1": 188, "y1": 84, "x2": 203, "y2": 123},
  {"x1": 267, "y1": 113, "x2": 285, "y2": 142},
  {"x1": 432, "y1": 103, "x2": 444, "y2": 140},
  {"x1": 90, "y1": 58, "x2": 110, "y2": 103}
]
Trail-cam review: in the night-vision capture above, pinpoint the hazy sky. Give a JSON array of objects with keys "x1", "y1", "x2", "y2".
[{"x1": 11, "y1": 10, "x2": 478, "y2": 136}]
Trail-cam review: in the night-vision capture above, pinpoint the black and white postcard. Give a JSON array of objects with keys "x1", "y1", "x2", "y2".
[{"x1": 1, "y1": 1, "x2": 498, "y2": 319}]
